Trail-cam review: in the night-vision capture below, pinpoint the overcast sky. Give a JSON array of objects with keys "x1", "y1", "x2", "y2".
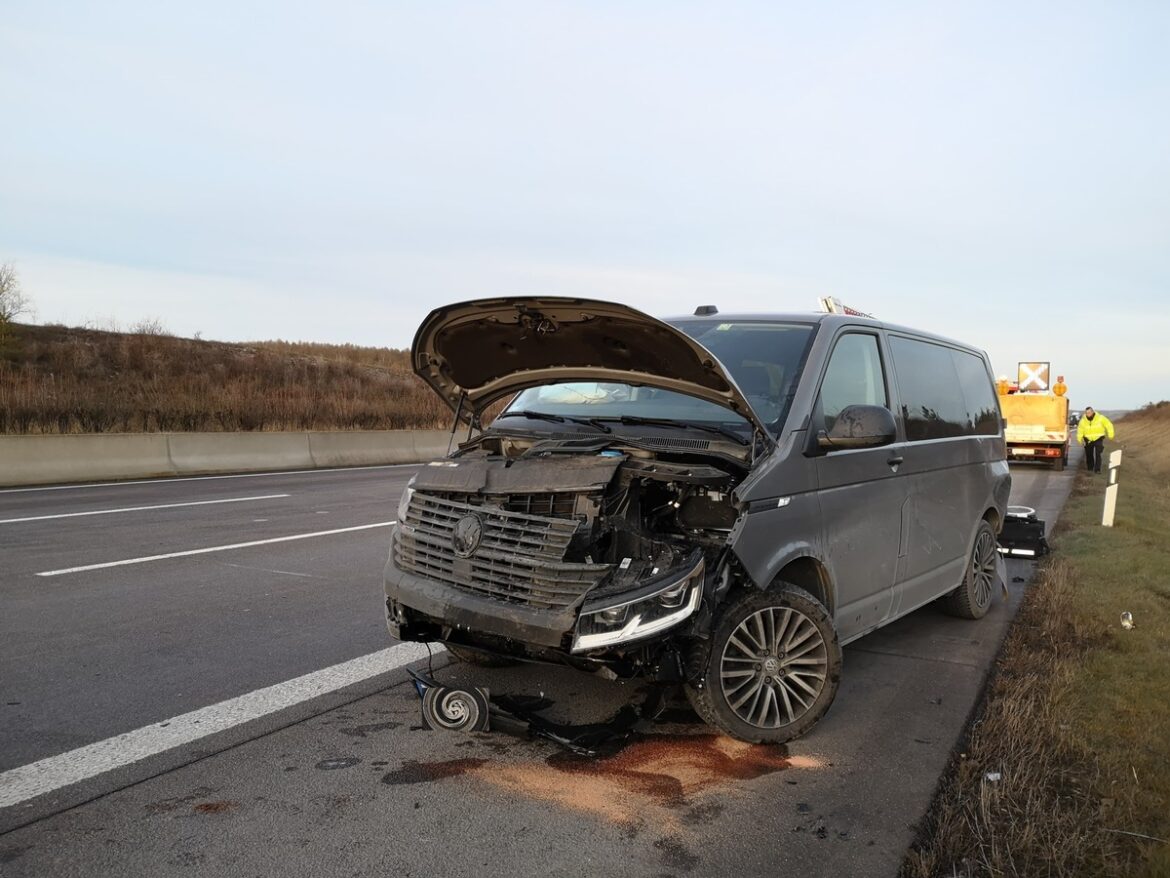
[{"x1": 3, "y1": 1, "x2": 1168, "y2": 409}]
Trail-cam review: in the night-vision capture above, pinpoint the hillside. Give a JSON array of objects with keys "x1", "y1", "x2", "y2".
[{"x1": 0, "y1": 323, "x2": 449, "y2": 434}]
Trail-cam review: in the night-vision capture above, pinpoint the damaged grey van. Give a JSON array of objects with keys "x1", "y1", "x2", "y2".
[{"x1": 384, "y1": 297, "x2": 1010, "y2": 744}]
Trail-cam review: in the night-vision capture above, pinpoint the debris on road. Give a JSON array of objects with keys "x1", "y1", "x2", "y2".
[
  {"x1": 998, "y1": 506, "x2": 1051, "y2": 558},
  {"x1": 407, "y1": 668, "x2": 666, "y2": 756}
]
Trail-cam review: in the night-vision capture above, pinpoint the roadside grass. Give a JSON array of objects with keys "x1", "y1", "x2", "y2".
[
  {"x1": 903, "y1": 401, "x2": 1170, "y2": 878},
  {"x1": 0, "y1": 323, "x2": 448, "y2": 433}
]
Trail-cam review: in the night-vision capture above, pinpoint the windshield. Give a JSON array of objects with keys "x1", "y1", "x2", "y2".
[{"x1": 500, "y1": 320, "x2": 815, "y2": 437}]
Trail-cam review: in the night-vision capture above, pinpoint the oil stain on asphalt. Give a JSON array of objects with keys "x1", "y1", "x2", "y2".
[
  {"x1": 377, "y1": 731, "x2": 820, "y2": 828},
  {"x1": 373, "y1": 731, "x2": 818, "y2": 875}
]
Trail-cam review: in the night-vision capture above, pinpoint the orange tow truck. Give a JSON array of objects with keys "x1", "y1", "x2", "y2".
[{"x1": 997, "y1": 362, "x2": 1070, "y2": 470}]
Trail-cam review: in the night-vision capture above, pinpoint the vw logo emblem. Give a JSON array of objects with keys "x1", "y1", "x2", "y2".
[{"x1": 452, "y1": 514, "x2": 483, "y2": 558}]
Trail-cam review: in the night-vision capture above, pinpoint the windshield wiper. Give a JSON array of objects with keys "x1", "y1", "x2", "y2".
[
  {"x1": 495, "y1": 410, "x2": 611, "y2": 433},
  {"x1": 599, "y1": 415, "x2": 749, "y2": 446}
]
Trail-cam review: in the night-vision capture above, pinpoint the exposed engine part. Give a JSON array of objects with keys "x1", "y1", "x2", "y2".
[
  {"x1": 390, "y1": 440, "x2": 744, "y2": 675},
  {"x1": 406, "y1": 668, "x2": 669, "y2": 756}
]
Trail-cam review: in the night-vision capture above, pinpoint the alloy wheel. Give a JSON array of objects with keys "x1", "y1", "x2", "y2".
[
  {"x1": 719, "y1": 606, "x2": 829, "y2": 729},
  {"x1": 971, "y1": 527, "x2": 998, "y2": 609}
]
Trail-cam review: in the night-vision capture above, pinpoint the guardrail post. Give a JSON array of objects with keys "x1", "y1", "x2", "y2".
[{"x1": 1102, "y1": 449, "x2": 1123, "y2": 527}]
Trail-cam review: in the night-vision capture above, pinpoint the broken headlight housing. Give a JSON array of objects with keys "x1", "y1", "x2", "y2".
[
  {"x1": 396, "y1": 480, "x2": 415, "y2": 524},
  {"x1": 571, "y1": 557, "x2": 705, "y2": 653}
]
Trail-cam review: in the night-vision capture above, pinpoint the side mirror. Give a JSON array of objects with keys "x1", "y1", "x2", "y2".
[{"x1": 816, "y1": 404, "x2": 897, "y2": 452}]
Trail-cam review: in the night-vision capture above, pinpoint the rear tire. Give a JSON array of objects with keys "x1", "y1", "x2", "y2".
[
  {"x1": 685, "y1": 585, "x2": 842, "y2": 744},
  {"x1": 1053, "y1": 453, "x2": 1065, "y2": 471},
  {"x1": 444, "y1": 644, "x2": 518, "y2": 667},
  {"x1": 943, "y1": 520, "x2": 998, "y2": 620}
]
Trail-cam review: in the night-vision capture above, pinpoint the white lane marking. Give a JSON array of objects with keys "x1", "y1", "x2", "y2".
[
  {"x1": 0, "y1": 494, "x2": 290, "y2": 525},
  {"x1": 221, "y1": 562, "x2": 318, "y2": 579},
  {"x1": 0, "y1": 642, "x2": 444, "y2": 808},
  {"x1": 36, "y1": 521, "x2": 397, "y2": 577},
  {"x1": 0, "y1": 462, "x2": 420, "y2": 495}
]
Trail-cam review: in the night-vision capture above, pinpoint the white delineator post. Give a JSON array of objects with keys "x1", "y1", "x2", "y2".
[{"x1": 1102, "y1": 449, "x2": 1123, "y2": 527}]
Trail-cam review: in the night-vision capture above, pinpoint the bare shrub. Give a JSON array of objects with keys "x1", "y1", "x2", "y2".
[{"x1": 129, "y1": 317, "x2": 170, "y2": 336}]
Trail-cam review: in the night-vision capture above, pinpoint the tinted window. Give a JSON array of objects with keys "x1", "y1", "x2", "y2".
[
  {"x1": 817, "y1": 333, "x2": 887, "y2": 433},
  {"x1": 505, "y1": 321, "x2": 816, "y2": 438},
  {"x1": 889, "y1": 336, "x2": 969, "y2": 440},
  {"x1": 669, "y1": 320, "x2": 816, "y2": 432},
  {"x1": 951, "y1": 349, "x2": 1000, "y2": 435}
]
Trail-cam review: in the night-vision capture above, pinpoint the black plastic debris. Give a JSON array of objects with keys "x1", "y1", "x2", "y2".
[
  {"x1": 998, "y1": 506, "x2": 1050, "y2": 558},
  {"x1": 406, "y1": 668, "x2": 665, "y2": 757}
]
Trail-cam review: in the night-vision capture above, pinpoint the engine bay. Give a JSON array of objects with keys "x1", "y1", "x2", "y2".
[
  {"x1": 431, "y1": 432, "x2": 744, "y2": 587},
  {"x1": 388, "y1": 430, "x2": 750, "y2": 670}
]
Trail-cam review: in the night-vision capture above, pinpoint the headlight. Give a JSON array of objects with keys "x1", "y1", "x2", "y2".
[
  {"x1": 571, "y1": 558, "x2": 705, "y2": 653},
  {"x1": 396, "y1": 482, "x2": 415, "y2": 524}
]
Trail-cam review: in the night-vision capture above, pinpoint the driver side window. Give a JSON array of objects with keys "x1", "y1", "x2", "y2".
[{"x1": 818, "y1": 333, "x2": 887, "y2": 433}]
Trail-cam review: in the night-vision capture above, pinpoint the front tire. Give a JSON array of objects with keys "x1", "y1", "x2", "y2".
[
  {"x1": 685, "y1": 585, "x2": 842, "y2": 744},
  {"x1": 942, "y1": 519, "x2": 998, "y2": 619}
]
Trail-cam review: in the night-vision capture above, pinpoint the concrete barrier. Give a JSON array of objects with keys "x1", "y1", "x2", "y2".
[
  {"x1": 0, "y1": 430, "x2": 454, "y2": 488},
  {"x1": 307, "y1": 430, "x2": 450, "y2": 468},
  {"x1": 0, "y1": 434, "x2": 174, "y2": 487},
  {"x1": 167, "y1": 432, "x2": 315, "y2": 475},
  {"x1": 413, "y1": 430, "x2": 454, "y2": 461}
]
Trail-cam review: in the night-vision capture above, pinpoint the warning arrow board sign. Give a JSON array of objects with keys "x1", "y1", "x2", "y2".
[{"x1": 1017, "y1": 361, "x2": 1050, "y2": 392}]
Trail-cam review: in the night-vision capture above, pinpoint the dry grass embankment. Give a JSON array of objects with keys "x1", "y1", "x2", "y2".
[
  {"x1": 903, "y1": 401, "x2": 1170, "y2": 878},
  {"x1": 0, "y1": 323, "x2": 448, "y2": 434}
]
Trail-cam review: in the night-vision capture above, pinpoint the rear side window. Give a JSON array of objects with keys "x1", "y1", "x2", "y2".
[
  {"x1": 817, "y1": 333, "x2": 887, "y2": 433},
  {"x1": 889, "y1": 336, "x2": 970, "y2": 440}
]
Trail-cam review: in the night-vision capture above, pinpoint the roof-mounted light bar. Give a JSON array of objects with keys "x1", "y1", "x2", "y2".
[{"x1": 817, "y1": 297, "x2": 874, "y2": 318}]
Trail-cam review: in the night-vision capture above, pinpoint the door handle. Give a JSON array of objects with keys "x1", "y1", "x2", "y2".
[{"x1": 887, "y1": 455, "x2": 904, "y2": 467}]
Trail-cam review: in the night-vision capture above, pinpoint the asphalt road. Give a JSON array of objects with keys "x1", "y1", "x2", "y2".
[{"x1": 0, "y1": 454, "x2": 1080, "y2": 876}]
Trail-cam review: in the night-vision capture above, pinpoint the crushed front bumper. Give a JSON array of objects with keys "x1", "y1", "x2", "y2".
[
  {"x1": 384, "y1": 541, "x2": 578, "y2": 648},
  {"x1": 384, "y1": 525, "x2": 706, "y2": 654}
]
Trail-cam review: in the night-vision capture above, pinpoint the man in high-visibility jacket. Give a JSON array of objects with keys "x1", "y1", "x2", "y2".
[{"x1": 1076, "y1": 406, "x2": 1115, "y2": 474}]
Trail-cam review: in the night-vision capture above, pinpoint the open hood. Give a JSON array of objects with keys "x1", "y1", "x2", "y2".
[{"x1": 412, "y1": 297, "x2": 769, "y2": 435}]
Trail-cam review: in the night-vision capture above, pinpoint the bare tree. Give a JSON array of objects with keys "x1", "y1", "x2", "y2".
[{"x1": 0, "y1": 262, "x2": 32, "y2": 323}]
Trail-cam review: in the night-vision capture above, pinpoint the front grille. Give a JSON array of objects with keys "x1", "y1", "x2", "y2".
[
  {"x1": 423, "y1": 490, "x2": 583, "y2": 520},
  {"x1": 502, "y1": 492, "x2": 578, "y2": 518},
  {"x1": 396, "y1": 493, "x2": 610, "y2": 610}
]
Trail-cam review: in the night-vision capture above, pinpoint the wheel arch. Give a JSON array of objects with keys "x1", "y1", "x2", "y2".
[
  {"x1": 983, "y1": 505, "x2": 1003, "y2": 535},
  {"x1": 769, "y1": 556, "x2": 834, "y2": 616}
]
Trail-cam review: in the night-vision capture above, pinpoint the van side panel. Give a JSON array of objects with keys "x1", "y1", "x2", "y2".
[
  {"x1": 884, "y1": 336, "x2": 1011, "y2": 615},
  {"x1": 727, "y1": 321, "x2": 1010, "y2": 645},
  {"x1": 731, "y1": 497, "x2": 826, "y2": 595}
]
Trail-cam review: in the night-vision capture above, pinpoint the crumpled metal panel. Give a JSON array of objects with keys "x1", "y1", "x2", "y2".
[{"x1": 396, "y1": 492, "x2": 611, "y2": 610}]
